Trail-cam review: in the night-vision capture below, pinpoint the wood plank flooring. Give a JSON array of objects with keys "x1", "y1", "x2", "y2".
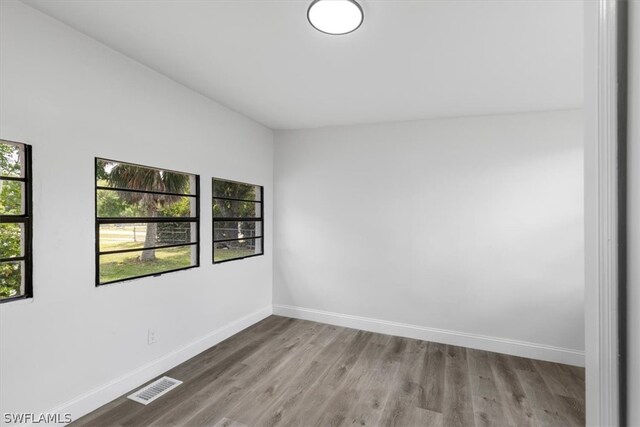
[{"x1": 72, "y1": 316, "x2": 585, "y2": 427}]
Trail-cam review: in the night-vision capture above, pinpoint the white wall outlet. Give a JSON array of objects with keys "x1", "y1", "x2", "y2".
[{"x1": 147, "y1": 329, "x2": 157, "y2": 345}]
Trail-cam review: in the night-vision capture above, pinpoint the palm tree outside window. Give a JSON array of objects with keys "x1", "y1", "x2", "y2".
[{"x1": 95, "y1": 158, "x2": 200, "y2": 285}]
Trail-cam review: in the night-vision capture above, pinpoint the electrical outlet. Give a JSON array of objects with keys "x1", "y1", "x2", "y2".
[{"x1": 148, "y1": 329, "x2": 157, "y2": 345}]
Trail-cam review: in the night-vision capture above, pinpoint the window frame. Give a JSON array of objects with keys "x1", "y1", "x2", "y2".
[
  {"x1": 0, "y1": 140, "x2": 33, "y2": 303},
  {"x1": 212, "y1": 177, "x2": 264, "y2": 264},
  {"x1": 95, "y1": 158, "x2": 200, "y2": 286}
]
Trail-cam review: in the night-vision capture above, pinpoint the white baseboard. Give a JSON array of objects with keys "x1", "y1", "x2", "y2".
[
  {"x1": 272, "y1": 304, "x2": 584, "y2": 367},
  {"x1": 41, "y1": 305, "x2": 273, "y2": 426}
]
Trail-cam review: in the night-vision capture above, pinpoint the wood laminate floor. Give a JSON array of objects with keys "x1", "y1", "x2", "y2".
[{"x1": 73, "y1": 316, "x2": 585, "y2": 427}]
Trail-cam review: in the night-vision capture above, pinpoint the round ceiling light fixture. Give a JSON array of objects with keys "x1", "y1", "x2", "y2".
[{"x1": 307, "y1": 0, "x2": 364, "y2": 35}]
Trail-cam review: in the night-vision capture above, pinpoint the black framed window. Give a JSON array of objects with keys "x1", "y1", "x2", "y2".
[
  {"x1": 212, "y1": 178, "x2": 263, "y2": 263},
  {"x1": 95, "y1": 158, "x2": 200, "y2": 285},
  {"x1": 0, "y1": 140, "x2": 32, "y2": 302}
]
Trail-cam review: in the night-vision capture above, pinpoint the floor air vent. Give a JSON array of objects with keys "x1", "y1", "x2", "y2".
[{"x1": 127, "y1": 376, "x2": 183, "y2": 405}]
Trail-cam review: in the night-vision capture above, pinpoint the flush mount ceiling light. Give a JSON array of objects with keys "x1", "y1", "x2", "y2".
[{"x1": 307, "y1": 0, "x2": 364, "y2": 35}]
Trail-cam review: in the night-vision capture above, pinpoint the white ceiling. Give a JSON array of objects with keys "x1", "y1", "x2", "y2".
[{"x1": 23, "y1": 0, "x2": 583, "y2": 130}]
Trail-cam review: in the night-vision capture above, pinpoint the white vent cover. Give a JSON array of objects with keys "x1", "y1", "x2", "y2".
[{"x1": 127, "y1": 376, "x2": 182, "y2": 405}]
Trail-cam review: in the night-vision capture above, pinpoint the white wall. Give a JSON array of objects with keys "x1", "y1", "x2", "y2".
[
  {"x1": 627, "y1": 1, "x2": 640, "y2": 425},
  {"x1": 0, "y1": 1, "x2": 273, "y2": 421},
  {"x1": 274, "y1": 110, "x2": 584, "y2": 365}
]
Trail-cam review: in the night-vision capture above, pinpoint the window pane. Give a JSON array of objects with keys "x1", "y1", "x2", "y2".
[
  {"x1": 1, "y1": 141, "x2": 31, "y2": 301},
  {"x1": 97, "y1": 159, "x2": 195, "y2": 195},
  {"x1": 96, "y1": 157, "x2": 200, "y2": 286},
  {"x1": 99, "y1": 245, "x2": 196, "y2": 284},
  {"x1": 0, "y1": 223, "x2": 23, "y2": 258},
  {"x1": 212, "y1": 199, "x2": 261, "y2": 219},
  {"x1": 213, "y1": 179, "x2": 261, "y2": 202},
  {"x1": 214, "y1": 221, "x2": 262, "y2": 241},
  {"x1": 0, "y1": 141, "x2": 24, "y2": 178},
  {"x1": 214, "y1": 238, "x2": 262, "y2": 262},
  {"x1": 0, "y1": 261, "x2": 24, "y2": 300},
  {"x1": 99, "y1": 222, "x2": 196, "y2": 252},
  {"x1": 96, "y1": 189, "x2": 196, "y2": 218},
  {"x1": 0, "y1": 180, "x2": 24, "y2": 215}
]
